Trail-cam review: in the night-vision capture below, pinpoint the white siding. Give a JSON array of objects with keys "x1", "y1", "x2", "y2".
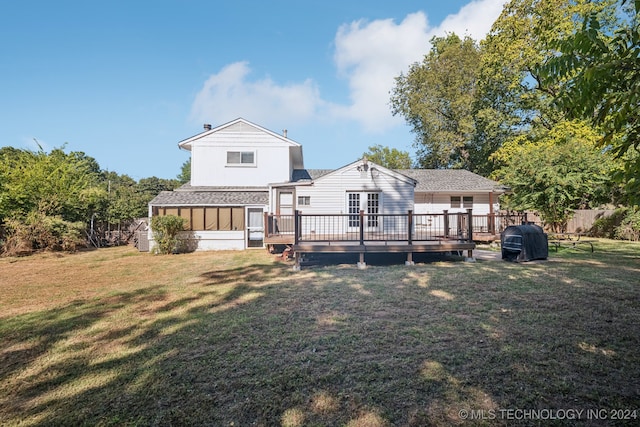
[
  {"x1": 148, "y1": 231, "x2": 245, "y2": 251},
  {"x1": 414, "y1": 192, "x2": 498, "y2": 215},
  {"x1": 190, "y1": 127, "x2": 295, "y2": 187},
  {"x1": 297, "y1": 166, "x2": 414, "y2": 215}
]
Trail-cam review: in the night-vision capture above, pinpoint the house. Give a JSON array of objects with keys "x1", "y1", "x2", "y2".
[{"x1": 148, "y1": 118, "x2": 508, "y2": 258}]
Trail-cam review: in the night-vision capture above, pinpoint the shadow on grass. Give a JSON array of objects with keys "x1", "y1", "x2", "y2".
[{"x1": 1, "y1": 251, "x2": 640, "y2": 426}]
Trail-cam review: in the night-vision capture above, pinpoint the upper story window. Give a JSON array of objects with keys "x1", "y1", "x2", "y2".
[{"x1": 226, "y1": 151, "x2": 255, "y2": 166}]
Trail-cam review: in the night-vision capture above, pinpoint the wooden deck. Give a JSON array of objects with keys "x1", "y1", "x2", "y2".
[
  {"x1": 264, "y1": 210, "x2": 480, "y2": 269},
  {"x1": 291, "y1": 240, "x2": 475, "y2": 270}
]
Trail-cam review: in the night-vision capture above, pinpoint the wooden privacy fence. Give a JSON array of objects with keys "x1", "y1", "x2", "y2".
[{"x1": 508, "y1": 210, "x2": 615, "y2": 233}]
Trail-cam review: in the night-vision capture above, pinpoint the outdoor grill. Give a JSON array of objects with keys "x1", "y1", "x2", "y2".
[{"x1": 501, "y1": 224, "x2": 548, "y2": 262}]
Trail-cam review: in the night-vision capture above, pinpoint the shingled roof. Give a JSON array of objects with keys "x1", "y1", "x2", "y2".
[
  {"x1": 291, "y1": 169, "x2": 333, "y2": 182},
  {"x1": 292, "y1": 168, "x2": 506, "y2": 193},
  {"x1": 150, "y1": 188, "x2": 268, "y2": 206},
  {"x1": 149, "y1": 168, "x2": 506, "y2": 207},
  {"x1": 396, "y1": 169, "x2": 507, "y2": 193}
]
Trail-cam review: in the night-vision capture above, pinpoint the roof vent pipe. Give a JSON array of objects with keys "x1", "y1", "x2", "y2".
[
  {"x1": 283, "y1": 129, "x2": 288, "y2": 138},
  {"x1": 204, "y1": 124, "x2": 212, "y2": 131}
]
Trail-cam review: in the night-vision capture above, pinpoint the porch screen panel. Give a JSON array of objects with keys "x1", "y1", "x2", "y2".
[
  {"x1": 205, "y1": 208, "x2": 218, "y2": 230},
  {"x1": 179, "y1": 208, "x2": 191, "y2": 230},
  {"x1": 165, "y1": 208, "x2": 179, "y2": 217},
  {"x1": 219, "y1": 208, "x2": 232, "y2": 230},
  {"x1": 192, "y1": 208, "x2": 205, "y2": 231},
  {"x1": 231, "y1": 207, "x2": 244, "y2": 230}
]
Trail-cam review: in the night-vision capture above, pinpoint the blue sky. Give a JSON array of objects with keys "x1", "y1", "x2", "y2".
[{"x1": 0, "y1": 0, "x2": 507, "y2": 180}]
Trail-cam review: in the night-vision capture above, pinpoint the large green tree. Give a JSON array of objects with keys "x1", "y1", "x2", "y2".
[
  {"x1": 391, "y1": 34, "x2": 481, "y2": 170},
  {"x1": 0, "y1": 146, "x2": 105, "y2": 223},
  {"x1": 481, "y1": 0, "x2": 616, "y2": 122},
  {"x1": 391, "y1": 0, "x2": 619, "y2": 176},
  {"x1": 541, "y1": 0, "x2": 640, "y2": 203},
  {"x1": 491, "y1": 120, "x2": 618, "y2": 231}
]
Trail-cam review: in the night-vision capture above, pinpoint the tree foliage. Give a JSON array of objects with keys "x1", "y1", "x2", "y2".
[
  {"x1": 491, "y1": 120, "x2": 617, "y2": 231},
  {"x1": 363, "y1": 145, "x2": 412, "y2": 169},
  {"x1": 0, "y1": 145, "x2": 183, "y2": 253},
  {"x1": 391, "y1": 34, "x2": 481, "y2": 170},
  {"x1": 0, "y1": 146, "x2": 105, "y2": 223},
  {"x1": 541, "y1": 0, "x2": 640, "y2": 203},
  {"x1": 391, "y1": 1, "x2": 619, "y2": 177},
  {"x1": 177, "y1": 158, "x2": 191, "y2": 184}
]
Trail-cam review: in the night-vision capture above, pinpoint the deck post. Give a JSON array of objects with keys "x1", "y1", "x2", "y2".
[
  {"x1": 406, "y1": 251, "x2": 414, "y2": 266},
  {"x1": 294, "y1": 210, "x2": 300, "y2": 245},
  {"x1": 359, "y1": 210, "x2": 364, "y2": 245},
  {"x1": 467, "y1": 208, "x2": 474, "y2": 259},
  {"x1": 293, "y1": 252, "x2": 301, "y2": 271},
  {"x1": 264, "y1": 212, "x2": 270, "y2": 237},
  {"x1": 407, "y1": 210, "x2": 413, "y2": 245},
  {"x1": 443, "y1": 210, "x2": 449, "y2": 239},
  {"x1": 357, "y1": 251, "x2": 366, "y2": 269}
]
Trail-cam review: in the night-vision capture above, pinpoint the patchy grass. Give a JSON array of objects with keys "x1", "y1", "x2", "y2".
[{"x1": 1, "y1": 242, "x2": 639, "y2": 426}]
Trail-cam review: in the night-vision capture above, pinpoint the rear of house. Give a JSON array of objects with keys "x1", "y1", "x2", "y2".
[
  {"x1": 148, "y1": 118, "x2": 302, "y2": 251},
  {"x1": 147, "y1": 118, "x2": 508, "y2": 252}
]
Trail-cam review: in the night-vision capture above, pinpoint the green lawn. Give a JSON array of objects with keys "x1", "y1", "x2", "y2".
[{"x1": 1, "y1": 241, "x2": 639, "y2": 426}]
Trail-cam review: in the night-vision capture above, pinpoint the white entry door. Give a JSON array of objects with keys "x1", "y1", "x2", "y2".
[
  {"x1": 247, "y1": 208, "x2": 264, "y2": 248},
  {"x1": 277, "y1": 190, "x2": 294, "y2": 233}
]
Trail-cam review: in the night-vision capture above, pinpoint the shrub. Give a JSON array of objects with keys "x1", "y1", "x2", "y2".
[
  {"x1": 150, "y1": 215, "x2": 186, "y2": 254},
  {"x1": 1, "y1": 211, "x2": 86, "y2": 256},
  {"x1": 590, "y1": 209, "x2": 626, "y2": 239},
  {"x1": 616, "y1": 207, "x2": 640, "y2": 241},
  {"x1": 590, "y1": 207, "x2": 640, "y2": 241}
]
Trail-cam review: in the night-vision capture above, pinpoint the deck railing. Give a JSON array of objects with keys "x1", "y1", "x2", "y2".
[
  {"x1": 266, "y1": 209, "x2": 475, "y2": 244},
  {"x1": 266, "y1": 210, "x2": 529, "y2": 244},
  {"x1": 470, "y1": 212, "x2": 528, "y2": 235}
]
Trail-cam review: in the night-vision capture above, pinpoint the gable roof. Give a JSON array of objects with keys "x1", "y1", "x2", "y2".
[
  {"x1": 306, "y1": 159, "x2": 417, "y2": 186},
  {"x1": 178, "y1": 117, "x2": 300, "y2": 149},
  {"x1": 397, "y1": 169, "x2": 508, "y2": 193},
  {"x1": 290, "y1": 167, "x2": 506, "y2": 193}
]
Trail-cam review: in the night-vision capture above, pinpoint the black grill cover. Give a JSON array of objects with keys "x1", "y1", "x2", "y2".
[{"x1": 501, "y1": 224, "x2": 548, "y2": 262}]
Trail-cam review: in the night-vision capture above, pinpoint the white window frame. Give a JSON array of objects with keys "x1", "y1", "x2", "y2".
[
  {"x1": 297, "y1": 196, "x2": 310, "y2": 206},
  {"x1": 463, "y1": 196, "x2": 473, "y2": 209},
  {"x1": 451, "y1": 195, "x2": 473, "y2": 209},
  {"x1": 451, "y1": 196, "x2": 461, "y2": 208},
  {"x1": 226, "y1": 151, "x2": 256, "y2": 167}
]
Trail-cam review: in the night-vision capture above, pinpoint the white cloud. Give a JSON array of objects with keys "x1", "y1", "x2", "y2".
[
  {"x1": 434, "y1": 0, "x2": 507, "y2": 39},
  {"x1": 190, "y1": 0, "x2": 507, "y2": 133},
  {"x1": 190, "y1": 61, "x2": 324, "y2": 125},
  {"x1": 331, "y1": 0, "x2": 507, "y2": 133},
  {"x1": 331, "y1": 12, "x2": 431, "y2": 132}
]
